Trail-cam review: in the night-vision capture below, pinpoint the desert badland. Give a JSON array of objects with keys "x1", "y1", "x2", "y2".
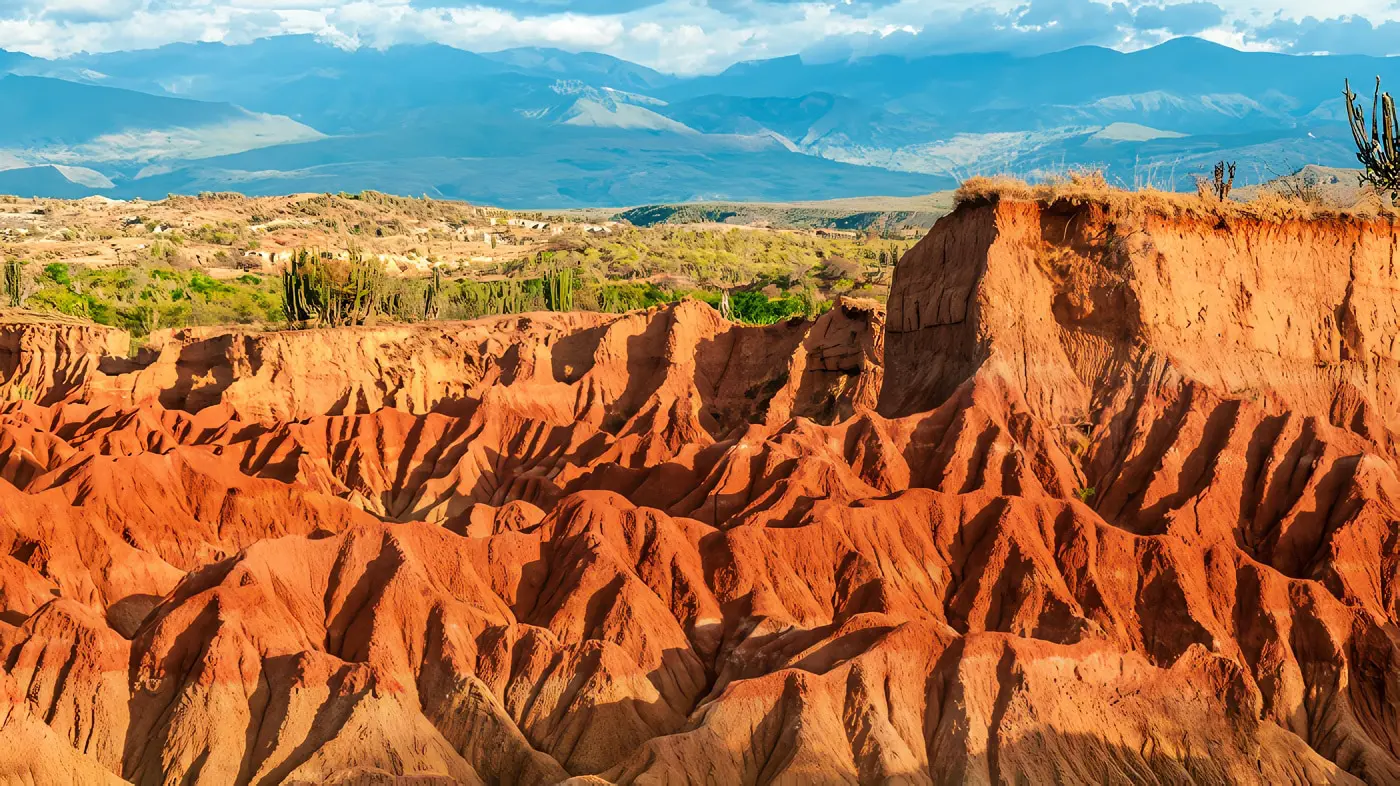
[{"x1": 1, "y1": 178, "x2": 1399, "y2": 784}]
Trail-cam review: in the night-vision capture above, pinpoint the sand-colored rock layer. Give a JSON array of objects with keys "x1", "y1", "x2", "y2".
[{"x1": 3, "y1": 194, "x2": 1400, "y2": 784}]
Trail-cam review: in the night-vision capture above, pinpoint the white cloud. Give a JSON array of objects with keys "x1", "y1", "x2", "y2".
[{"x1": 0, "y1": 0, "x2": 1398, "y2": 73}]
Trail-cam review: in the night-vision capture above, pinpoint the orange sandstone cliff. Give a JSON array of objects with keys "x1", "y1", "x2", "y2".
[{"x1": 2, "y1": 195, "x2": 1400, "y2": 784}]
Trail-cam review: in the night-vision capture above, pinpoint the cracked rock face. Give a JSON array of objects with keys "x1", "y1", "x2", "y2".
[{"x1": 3, "y1": 196, "x2": 1400, "y2": 784}]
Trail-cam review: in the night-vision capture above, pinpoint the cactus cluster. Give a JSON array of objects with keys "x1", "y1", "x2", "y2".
[
  {"x1": 281, "y1": 250, "x2": 316, "y2": 325},
  {"x1": 283, "y1": 248, "x2": 587, "y2": 326},
  {"x1": 441, "y1": 251, "x2": 582, "y2": 320},
  {"x1": 282, "y1": 249, "x2": 383, "y2": 328},
  {"x1": 448, "y1": 279, "x2": 545, "y2": 318},
  {"x1": 1345, "y1": 77, "x2": 1400, "y2": 199}
]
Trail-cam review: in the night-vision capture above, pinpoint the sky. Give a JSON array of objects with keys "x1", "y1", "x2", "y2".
[{"x1": 1, "y1": 0, "x2": 1399, "y2": 74}]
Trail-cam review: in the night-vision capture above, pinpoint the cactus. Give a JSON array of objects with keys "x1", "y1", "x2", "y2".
[
  {"x1": 443, "y1": 277, "x2": 555, "y2": 319},
  {"x1": 1345, "y1": 77, "x2": 1400, "y2": 199},
  {"x1": 281, "y1": 249, "x2": 340, "y2": 325},
  {"x1": 281, "y1": 249, "x2": 317, "y2": 325},
  {"x1": 343, "y1": 250, "x2": 381, "y2": 326},
  {"x1": 282, "y1": 248, "x2": 384, "y2": 328},
  {"x1": 544, "y1": 265, "x2": 575, "y2": 312},
  {"x1": 4, "y1": 258, "x2": 23, "y2": 308},
  {"x1": 1211, "y1": 161, "x2": 1235, "y2": 201},
  {"x1": 423, "y1": 266, "x2": 443, "y2": 320}
]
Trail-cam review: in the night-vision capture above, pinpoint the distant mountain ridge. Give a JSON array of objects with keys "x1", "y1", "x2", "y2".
[
  {"x1": 0, "y1": 36, "x2": 1382, "y2": 205},
  {"x1": 0, "y1": 75, "x2": 321, "y2": 162}
]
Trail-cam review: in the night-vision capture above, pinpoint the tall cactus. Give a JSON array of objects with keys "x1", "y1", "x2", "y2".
[
  {"x1": 282, "y1": 250, "x2": 317, "y2": 324},
  {"x1": 3, "y1": 258, "x2": 24, "y2": 308},
  {"x1": 1345, "y1": 77, "x2": 1400, "y2": 199},
  {"x1": 423, "y1": 266, "x2": 443, "y2": 320},
  {"x1": 544, "y1": 265, "x2": 575, "y2": 312},
  {"x1": 344, "y1": 251, "x2": 380, "y2": 326},
  {"x1": 1210, "y1": 160, "x2": 1236, "y2": 201}
]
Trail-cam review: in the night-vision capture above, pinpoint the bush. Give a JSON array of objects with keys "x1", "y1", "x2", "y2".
[
  {"x1": 589, "y1": 282, "x2": 674, "y2": 313},
  {"x1": 43, "y1": 263, "x2": 71, "y2": 288},
  {"x1": 116, "y1": 304, "x2": 159, "y2": 336},
  {"x1": 189, "y1": 272, "x2": 233, "y2": 297},
  {"x1": 818, "y1": 256, "x2": 863, "y2": 282},
  {"x1": 726, "y1": 290, "x2": 806, "y2": 325}
]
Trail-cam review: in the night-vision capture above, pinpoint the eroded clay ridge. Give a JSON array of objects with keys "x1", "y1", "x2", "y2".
[{"x1": 2, "y1": 196, "x2": 1399, "y2": 784}]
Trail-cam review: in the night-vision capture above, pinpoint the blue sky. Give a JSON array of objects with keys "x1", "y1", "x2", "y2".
[{"x1": 1, "y1": 0, "x2": 1397, "y2": 73}]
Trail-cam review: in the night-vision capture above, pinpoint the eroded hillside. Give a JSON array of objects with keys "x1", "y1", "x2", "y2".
[{"x1": 2, "y1": 193, "x2": 1399, "y2": 784}]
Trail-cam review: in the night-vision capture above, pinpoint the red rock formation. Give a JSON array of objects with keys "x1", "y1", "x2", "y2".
[{"x1": 3, "y1": 196, "x2": 1400, "y2": 784}]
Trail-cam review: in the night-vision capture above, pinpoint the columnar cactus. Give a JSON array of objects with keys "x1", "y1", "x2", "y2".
[
  {"x1": 282, "y1": 249, "x2": 384, "y2": 328},
  {"x1": 1211, "y1": 161, "x2": 1236, "y2": 201},
  {"x1": 544, "y1": 265, "x2": 575, "y2": 312},
  {"x1": 281, "y1": 250, "x2": 319, "y2": 325},
  {"x1": 1345, "y1": 77, "x2": 1400, "y2": 199},
  {"x1": 423, "y1": 266, "x2": 443, "y2": 320},
  {"x1": 4, "y1": 258, "x2": 23, "y2": 308}
]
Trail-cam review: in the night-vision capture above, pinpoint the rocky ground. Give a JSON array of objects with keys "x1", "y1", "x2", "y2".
[
  {"x1": 0, "y1": 191, "x2": 557, "y2": 275},
  {"x1": 1, "y1": 190, "x2": 1399, "y2": 784}
]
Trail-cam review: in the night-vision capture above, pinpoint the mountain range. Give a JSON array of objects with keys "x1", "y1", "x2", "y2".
[{"x1": 0, "y1": 35, "x2": 1387, "y2": 206}]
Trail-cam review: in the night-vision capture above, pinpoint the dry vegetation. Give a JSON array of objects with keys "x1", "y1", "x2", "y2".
[
  {"x1": 0, "y1": 190, "x2": 545, "y2": 273},
  {"x1": 0, "y1": 190, "x2": 914, "y2": 335},
  {"x1": 954, "y1": 167, "x2": 1395, "y2": 223},
  {"x1": 6, "y1": 166, "x2": 1379, "y2": 339}
]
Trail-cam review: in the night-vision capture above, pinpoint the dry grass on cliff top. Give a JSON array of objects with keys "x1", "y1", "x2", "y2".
[
  {"x1": 0, "y1": 307, "x2": 96, "y2": 326},
  {"x1": 954, "y1": 170, "x2": 1398, "y2": 224}
]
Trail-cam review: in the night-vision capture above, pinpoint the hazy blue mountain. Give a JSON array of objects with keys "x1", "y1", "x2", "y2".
[
  {"x1": 661, "y1": 93, "x2": 946, "y2": 150},
  {"x1": 647, "y1": 38, "x2": 1380, "y2": 184},
  {"x1": 3, "y1": 74, "x2": 278, "y2": 143},
  {"x1": 0, "y1": 49, "x2": 31, "y2": 72},
  {"x1": 0, "y1": 165, "x2": 117, "y2": 198},
  {"x1": 0, "y1": 74, "x2": 321, "y2": 166},
  {"x1": 0, "y1": 36, "x2": 1388, "y2": 204},
  {"x1": 479, "y1": 47, "x2": 674, "y2": 92},
  {"x1": 121, "y1": 128, "x2": 947, "y2": 207},
  {"x1": 669, "y1": 39, "x2": 1382, "y2": 112},
  {"x1": 39, "y1": 40, "x2": 514, "y2": 132}
]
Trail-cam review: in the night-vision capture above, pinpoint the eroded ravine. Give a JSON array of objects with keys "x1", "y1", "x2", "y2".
[{"x1": 3, "y1": 194, "x2": 1400, "y2": 784}]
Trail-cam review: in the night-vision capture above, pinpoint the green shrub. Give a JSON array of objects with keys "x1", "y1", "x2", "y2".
[
  {"x1": 589, "y1": 282, "x2": 674, "y2": 313},
  {"x1": 116, "y1": 304, "x2": 159, "y2": 336},
  {"x1": 42, "y1": 262, "x2": 71, "y2": 288},
  {"x1": 189, "y1": 272, "x2": 233, "y2": 297},
  {"x1": 726, "y1": 290, "x2": 806, "y2": 325}
]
